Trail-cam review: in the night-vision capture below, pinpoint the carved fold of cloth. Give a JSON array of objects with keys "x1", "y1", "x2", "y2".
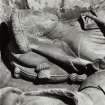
[
  {"x1": 1, "y1": 70, "x2": 105, "y2": 105},
  {"x1": 1, "y1": 0, "x2": 105, "y2": 83},
  {"x1": 1, "y1": 73, "x2": 105, "y2": 105},
  {"x1": 1, "y1": 71, "x2": 105, "y2": 105},
  {"x1": 0, "y1": 87, "x2": 92, "y2": 105}
]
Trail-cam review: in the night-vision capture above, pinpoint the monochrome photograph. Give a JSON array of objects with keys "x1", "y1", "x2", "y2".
[{"x1": 0, "y1": 0, "x2": 105, "y2": 105}]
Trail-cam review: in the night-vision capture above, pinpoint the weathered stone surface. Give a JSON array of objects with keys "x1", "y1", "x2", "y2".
[
  {"x1": 1, "y1": 0, "x2": 105, "y2": 84},
  {"x1": 0, "y1": 60, "x2": 11, "y2": 88}
]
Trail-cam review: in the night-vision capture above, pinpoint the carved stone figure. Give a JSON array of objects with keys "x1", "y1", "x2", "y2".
[
  {"x1": 1, "y1": 0, "x2": 105, "y2": 83},
  {"x1": 0, "y1": 0, "x2": 91, "y2": 83}
]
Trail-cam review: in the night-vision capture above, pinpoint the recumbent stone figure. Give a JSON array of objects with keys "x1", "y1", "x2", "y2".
[{"x1": 1, "y1": 0, "x2": 105, "y2": 83}]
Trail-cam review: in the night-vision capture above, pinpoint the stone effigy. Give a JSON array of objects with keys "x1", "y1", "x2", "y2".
[
  {"x1": 24, "y1": 0, "x2": 105, "y2": 71},
  {"x1": 0, "y1": 0, "x2": 91, "y2": 83},
  {"x1": 1, "y1": 0, "x2": 105, "y2": 104},
  {"x1": 1, "y1": 0, "x2": 105, "y2": 83}
]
